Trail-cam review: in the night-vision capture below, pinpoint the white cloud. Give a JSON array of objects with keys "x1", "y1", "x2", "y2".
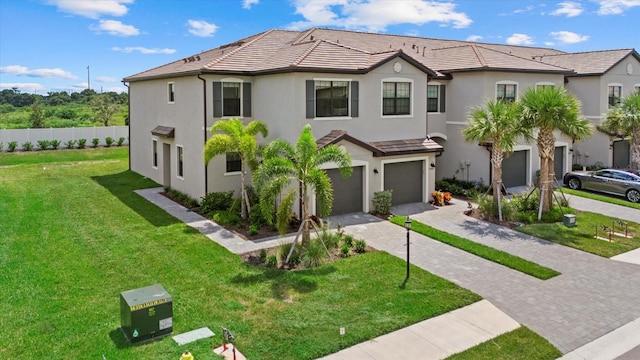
[
  {"x1": 506, "y1": 33, "x2": 534, "y2": 45},
  {"x1": 0, "y1": 83, "x2": 46, "y2": 92},
  {"x1": 187, "y1": 20, "x2": 218, "y2": 37},
  {"x1": 466, "y1": 35, "x2": 483, "y2": 42},
  {"x1": 96, "y1": 76, "x2": 117, "y2": 83},
  {"x1": 550, "y1": 31, "x2": 589, "y2": 44},
  {"x1": 91, "y1": 20, "x2": 139, "y2": 36},
  {"x1": 545, "y1": 41, "x2": 555, "y2": 46},
  {"x1": 513, "y1": 5, "x2": 535, "y2": 14},
  {"x1": 288, "y1": 0, "x2": 472, "y2": 32},
  {"x1": 593, "y1": 0, "x2": 640, "y2": 15},
  {"x1": 111, "y1": 46, "x2": 176, "y2": 54},
  {"x1": 46, "y1": 0, "x2": 133, "y2": 19},
  {"x1": 74, "y1": 82, "x2": 89, "y2": 89},
  {"x1": 0, "y1": 65, "x2": 77, "y2": 79},
  {"x1": 550, "y1": 2, "x2": 583, "y2": 17},
  {"x1": 104, "y1": 86, "x2": 126, "y2": 93},
  {"x1": 243, "y1": 0, "x2": 260, "y2": 9}
]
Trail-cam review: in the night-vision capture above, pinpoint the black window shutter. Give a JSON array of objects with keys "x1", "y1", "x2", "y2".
[
  {"x1": 242, "y1": 83, "x2": 251, "y2": 117},
  {"x1": 439, "y1": 84, "x2": 446, "y2": 113},
  {"x1": 213, "y1": 81, "x2": 222, "y2": 117},
  {"x1": 306, "y1": 80, "x2": 314, "y2": 119},
  {"x1": 351, "y1": 81, "x2": 359, "y2": 117}
]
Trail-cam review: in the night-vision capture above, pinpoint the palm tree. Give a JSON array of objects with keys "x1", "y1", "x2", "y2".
[
  {"x1": 462, "y1": 100, "x2": 531, "y2": 221},
  {"x1": 601, "y1": 92, "x2": 640, "y2": 170},
  {"x1": 520, "y1": 86, "x2": 593, "y2": 212},
  {"x1": 253, "y1": 124, "x2": 352, "y2": 248},
  {"x1": 203, "y1": 118, "x2": 268, "y2": 220}
]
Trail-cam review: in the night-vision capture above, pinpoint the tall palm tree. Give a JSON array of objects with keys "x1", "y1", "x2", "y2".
[
  {"x1": 253, "y1": 124, "x2": 352, "y2": 246},
  {"x1": 601, "y1": 92, "x2": 640, "y2": 170},
  {"x1": 520, "y1": 86, "x2": 593, "y2": 212},
  {"x1": 203, "y1": 118, "x2": 268, "y2": 220},
  {"x1": 462, "y1": 100, "x2": 531, "y2": 221}
]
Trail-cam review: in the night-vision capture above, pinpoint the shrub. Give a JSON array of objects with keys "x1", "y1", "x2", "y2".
[
  {"x1": 0, "y1": 142, "x2": 3, "y2": 151},
  {"x1": 342, "y1": 234, "x2": 354, "y2": 247},
  {"x1": 354, "y1": 239, "x2": 367, "y2": 253},
  {"x1": 201, "y1": 191, "x2": 234, "y2": 213},
  {"x1": 64, "y1": 139, "x2": 77, "y2": 149},
  {"x1": 278, "y1": 242, "x2": 301, "y2": 265},
  {"x1": 475, "y1": 194, "x2": 516, "y2": 221},
  {"x1": 266, "y1": 254, "x2": 278, "y2": 268},
  {"x1": 248, "y1": 224, "x2": 259, "y2": 236},
  {"x1": 50, "y1": 139, "x2": 61, "y2": 150},
  {"x1": 22, "y1": 141, "x2": 33, "y2": 151},
  {"x1": 572, "y1": 163, "x2": 584, "y2": 171},
  {"x1": 259, "y1": 249, "x2": 268, "y2": 264},
  {"x1": 37, "y1": 140, "x2": 51, "y2": 150},
  {"x1": 105, "y1": 136, "x2": 114, "y2": 147},
  {"x1": 249, "y1": 204, "x2": 267, "y2": 228},
  {"x1": 319, "y1": 228, "x2": 340, "y2": 251},
  {"x1": 8, "y1": 141, "x2": 18, "y2": 152},
  {"x1": 77, "y1": 138, "x2": 87, "y2": 149},
  {"x1": 432, "y1": 191, "x2": 445, "y2": 206},
  {"x1": 436, "y1": 178, "x2": 489, "y2": 198},
  {"x1": 212, "y1": 210, "x2": 242, "y2": 226},
  {"x1": 302, "y1": 239, "x2": 328, "y2": 268},
  {"x1": 372, "y1": 189, "x2": 393, "y2": 215},
  {"x1": 164, "y1": 187, "x2": 199, "y2": 208},
  {"x1": 117, "y1": 136, "x2": 126, "y2": 146},
  {"x1": 91, "y1": 138, "x2": 99, "y2": 148},
  {"x1": 340, "y1": 243, "x2": 351, "y2": 258}
]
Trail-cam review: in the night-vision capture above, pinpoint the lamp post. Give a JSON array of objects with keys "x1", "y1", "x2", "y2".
[{"x1": 404, "y1": 215, "x2": 412, "y2": 284}]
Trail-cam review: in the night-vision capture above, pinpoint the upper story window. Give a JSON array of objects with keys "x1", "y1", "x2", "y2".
[
  {"x1": 177, "y1": 145, "x2": 184, "y2": 178},
  {"x1": 496, "y1": 82, "x2": 517, "y2": 102},
  {"x1": 226, "y1": 152, "x2": 242, "y2": 173},
  {"x1": 383, "y1": 81, "x2": 411, "y2": 115},
  {"x1": 213, "y1": 80, "x2": 252, "y2": 118},
  {"x1": 168, "y1": 82, "x2": 175, "y2": 103},
  {"x1": 427, "y1": 84, "x2": 446, "y2": 113},
  {"x1": 608, "y1": 84, "x2": 622, "y2": 107},
  {"x1": 306, "y1": 79, "x2": 359, "y2": 119}
]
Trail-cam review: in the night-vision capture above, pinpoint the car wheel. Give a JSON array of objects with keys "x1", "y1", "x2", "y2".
[
  {"x1": 627, "y1": 189, "x2": 640, "y2": 203},
  {"x1": 568, "y1": 177, "x2": 581, "y2": 190}
]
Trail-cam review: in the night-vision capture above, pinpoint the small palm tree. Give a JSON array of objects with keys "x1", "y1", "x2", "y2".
[
  {"x1": 253, "y1": 124, "x2": 352, "y2": 249},
  {"x1": 520, "y1": 86, "x2": 593, "y2": 213},
  {"x1": 463, "y1": 100, "x2": 531, "y2": 221},
  {"x1": 601, "y1": 92, "x2": 640, "y2": 170},
  {"x1": 203, "y1": 118, "x2": 268, "y2": 220}
]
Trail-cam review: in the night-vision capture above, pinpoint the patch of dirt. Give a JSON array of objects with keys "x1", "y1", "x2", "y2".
[
  {"x1": 464, "y1": 207, "x2": 524, "y2": 230},
  {"x1": 239, "y1": 244, "x2": 377, "y2": 271}
]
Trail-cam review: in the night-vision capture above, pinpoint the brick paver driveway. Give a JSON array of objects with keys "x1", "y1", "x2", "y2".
[{"x1": 331, "y1": 201, "x2": 640, "y2": 354}]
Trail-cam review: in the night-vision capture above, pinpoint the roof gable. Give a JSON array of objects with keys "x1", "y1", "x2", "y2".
[{"x1": 537, "y1": 49, "x2": 639, "y2": 75}]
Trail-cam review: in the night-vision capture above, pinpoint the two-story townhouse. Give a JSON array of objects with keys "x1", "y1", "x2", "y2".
[{"x1": 538, "y1": 50, "x2": 640, "y2": 169}]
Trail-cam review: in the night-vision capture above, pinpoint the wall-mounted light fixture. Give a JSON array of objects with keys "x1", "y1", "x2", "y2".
[
  {"x1": 430, "y1": 162, "x2": 436, "y2": 168},
  {"x1": 373, "y1": 168, "x2": 379, "y2": 174}
]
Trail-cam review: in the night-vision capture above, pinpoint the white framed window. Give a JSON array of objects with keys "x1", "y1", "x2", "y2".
[
  {"x1": 305, "y1": 79, "x2": 359, "y2": 119},
  {"x1": 152, "y1": 139, "x2": 158, "y2": 168},
  {"x1": 382, "y1": 78, "x2": 413, "y2": 117},
  {"x1": 168, "y1": 82, "x2": 175, "y2": 103},
  {"x1": 222, "y1": 82, "x2": 241, "y2": 116},
  {"x1": 608, "y1": 84, "x2": 623, "y2": 107},
  {"x1": 213, "y1": 79, "x2": 251, "y2": 118},
  {"x1": 496, "y1": 81, "x2": 518, "y2": 102},
  {"x1": 427, "y1": 83, "x2": 445, "y2": 113},
  {"x1": 177, "y1": 145, "x2": 184, "y2": 178},
  {"x1": 226, "y1": 152, "x2": 241, "y2": 173}
]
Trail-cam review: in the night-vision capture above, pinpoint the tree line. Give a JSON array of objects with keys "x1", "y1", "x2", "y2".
[{"x1": 0, "y1": 88, "x2": 127, "y2": 108}]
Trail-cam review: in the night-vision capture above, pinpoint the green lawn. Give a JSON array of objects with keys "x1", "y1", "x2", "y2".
[
  {"x1": 516, "y1": 210, "x2": 640, "y2": 258},
  {"x1": 0, "y1": 146, "x2": 128, "y2": 166},
  {"x1": 446, "y1": 327, "x2": 562, "y2": 360},
  {"x1": 390, "y1": 216, "x2": 560, "y2": 280},
  {"x1": 0, "y1": 150, "x2": 481, "y2": 359},
  {"x1": 559, "y1": 188, "x2": 640, "y2": 210}
]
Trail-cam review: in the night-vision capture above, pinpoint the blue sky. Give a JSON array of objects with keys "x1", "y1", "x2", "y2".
[{"x1": 1, "y1": 0, "x2": 639, "y2": 95}]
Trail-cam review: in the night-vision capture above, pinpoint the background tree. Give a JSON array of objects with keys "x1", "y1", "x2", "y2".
[
  {"x1": 520, "y1": 86, "x2": 593, "y2": 213},
  {"x1": 204, "y1": 118, "x2": 268, "y2": 220},
  {"x1": 29, "y1": 99, "x2": 45, "y2": 128},
  {"x1": 601, "y1": 92, "x2": 640, "y2": 170},
  {"x1": 253, "y1": 124, "x2": 352, "y2": 248},
  {"x1": 463, "y1": 100, "x2": 531, "y2": 221},
  {"x1": 91, "y1": 93, "x2": 120, "y2": 126}
]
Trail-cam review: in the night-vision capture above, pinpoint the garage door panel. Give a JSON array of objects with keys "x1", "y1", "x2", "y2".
[
  {"x1": 321, "y1": 167, "x2": 363, "y2": 216},
  {"x1": 384, "y1": 161, "x2": 423, "y2": 205},
  {"x1": 554, "y1": 147, "x2": 564, "y2": 181},
  {"x1": 502, "y1": 151, "x2": 527, "y2": 188}
]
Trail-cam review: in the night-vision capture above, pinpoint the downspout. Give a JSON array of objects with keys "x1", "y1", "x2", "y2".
[
  {"x1": 122, "y1": 80, "x2": 130, "y2": 170},
  {"x1": 426, "y1": 75, "x2": 430, "y2": 138},
  {"x1": 197, "y1": 73, "x2": 208, "y2": 195}
]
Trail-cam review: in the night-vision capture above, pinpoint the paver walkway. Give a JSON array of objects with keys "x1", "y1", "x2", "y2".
[{"x1": 330, "y1": 200, "x2": 640, "y2": 355}]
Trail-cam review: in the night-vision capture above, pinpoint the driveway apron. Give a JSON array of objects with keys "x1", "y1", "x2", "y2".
[{"x1": 331, "y1": 201, "x2": 640, "y2": 354}]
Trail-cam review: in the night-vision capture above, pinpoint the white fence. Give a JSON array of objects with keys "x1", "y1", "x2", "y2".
[{"x1": 0, "y1": 126, "x2": 129, "y2": 151}]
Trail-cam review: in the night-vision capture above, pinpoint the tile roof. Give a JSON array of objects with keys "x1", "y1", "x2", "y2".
[
  {"x1": 534, "y1": 49, "x2": 639, "y2": 75},
  {"x1": 317, "y1": 130, "x2": 443, "y2": 157},
  {"x1": 124, "y1": 27, "x2": 634, "y2": 81}
]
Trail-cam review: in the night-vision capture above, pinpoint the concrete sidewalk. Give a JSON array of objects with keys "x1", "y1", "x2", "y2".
[{"x1": 318, "y1": 300, "x2": 519, "y2": 360}]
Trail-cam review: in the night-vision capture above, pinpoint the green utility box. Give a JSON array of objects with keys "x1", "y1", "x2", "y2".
[{"x1": 120, "y1": 284, "x2": 173, "y2": 344}]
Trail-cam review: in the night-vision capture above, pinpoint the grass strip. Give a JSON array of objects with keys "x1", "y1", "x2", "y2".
[
  {"x1": 446, "y1": 326, "x2": 561, "y2": 360},
  {"x1": 0, "y1": 146, "x2": 128, "y2": 166},
  {"x1": 390, "y1": 216, "x2": 560, "y2": 280},
  {"x1": 558, "y1": 188, "x2": 640, "y2": 210},
  {"x1": 516, "y1": 210, "x2": 640, "y2": 258}
]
